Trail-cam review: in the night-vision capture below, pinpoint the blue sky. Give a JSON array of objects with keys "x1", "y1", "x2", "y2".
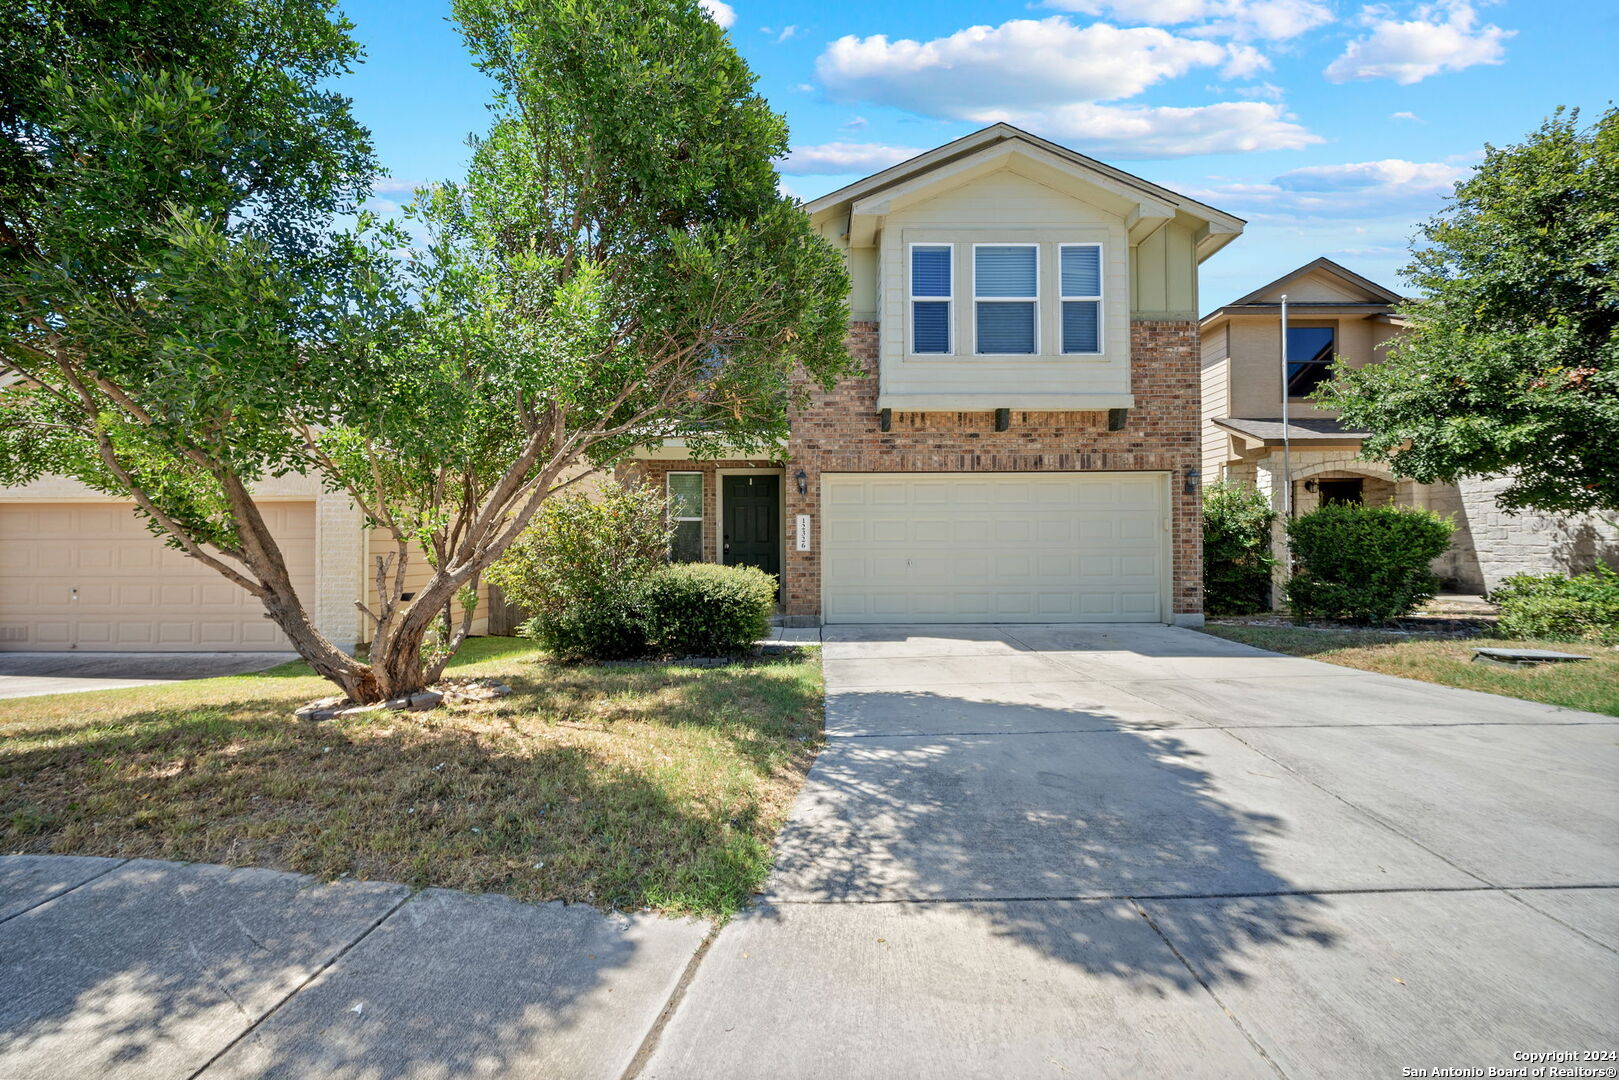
[{"x1": 339, "y1": 0, "x2": 1616, "y2": 309}]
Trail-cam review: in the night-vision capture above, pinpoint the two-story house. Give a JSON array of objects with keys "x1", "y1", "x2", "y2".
[
  {"x1": 631, "y1": 123, "x2": 1243, "y2": 627},
  {"x1": 1201, "y1": 257, "x2": 1619, "y2": 594},
  {"x1": 0, "y1": 124, "x2": 1241, "y2": 652}
]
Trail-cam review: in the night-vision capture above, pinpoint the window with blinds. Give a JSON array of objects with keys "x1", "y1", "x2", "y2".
[
  {"x1": 910, "y1": 244, "x2": 952, "y2": 354},
  {"x1": 974, "y1": 245, "x2": 1037, "y2": 354},
  {"x1": 1060, "y1": 244, "x2": 1102, "y2": 355}
]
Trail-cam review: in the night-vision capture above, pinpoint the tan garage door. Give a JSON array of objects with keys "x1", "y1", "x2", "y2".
[
  {"x1": 0, "y1": 502, "x2": 316, "y2": 651},
  {"x1": 821, "y1": 472, "x2": 1166, "y2": 624}
]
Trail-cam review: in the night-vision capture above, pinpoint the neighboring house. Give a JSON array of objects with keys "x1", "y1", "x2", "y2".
[
  {"x1": 0, "y1": 123, "x2": 1242, "y2": 650},
  {"x1": 1201, "y1": 257, "x2": 1619, "y2": 594},
  {"x1": 629, "y1": 123, "x2": 1242, "y2": 627}
]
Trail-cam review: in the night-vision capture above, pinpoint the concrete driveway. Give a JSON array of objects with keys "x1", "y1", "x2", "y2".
[
  {"x1": 643, "y1": 624, "x2": 1619, "y2": 1079},
  {"x1": 0, "y1": 651, "x2": 296, "y2": 700}
]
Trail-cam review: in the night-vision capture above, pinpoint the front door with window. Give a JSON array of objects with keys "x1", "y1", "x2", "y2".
[{"x1": 722, "y1": 475, "x2": 780, "y2": 585}]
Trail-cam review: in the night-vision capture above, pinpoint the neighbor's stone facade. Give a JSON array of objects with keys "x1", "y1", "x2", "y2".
[
  {"x1": 780, "y1": 319, "x2": 1204, "y2": 623},
  {"x1": 1234, "y1": 448, "x2": 1619, "y2": 598}
]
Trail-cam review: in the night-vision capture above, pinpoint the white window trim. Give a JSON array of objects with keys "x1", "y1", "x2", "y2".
[
  {"x1": 972, "y1": 242, "x2": 1040, "y2": 356},
  {"x1": 908, "y1": 241, "x2": 953, "y2": 357},
  {"x1": 1058, "y1": 242, "x2": 1105, "y2": 356},
  {"x1": 666, "y1": 471, "x2": 704, "y2": 562}
]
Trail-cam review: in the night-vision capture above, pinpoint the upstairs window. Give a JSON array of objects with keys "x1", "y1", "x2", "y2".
[
  {"x1": 1059, "y1": 244, "x2": 1102, "y2": 355},
  {"x1": 974, "y1": 245, "x2": 1038, "y2": 354},
  {"x1": 910, "y1": 244, "x2": 952, "y2": 354},
  {"x1": 1286, "y1": 326, "x2": 1336, "y2": 397},
  {"x1": 667, "y1": 472, "x2": 704, "y2": 562}
]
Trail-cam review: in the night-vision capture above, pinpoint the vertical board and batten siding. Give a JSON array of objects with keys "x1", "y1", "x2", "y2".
[
  {"x1": 820, "y1": 472, "x2": 1167, "y2": 623},
  {"x1": 877, "y1": 170, "x2": 1131, "y2": 401},
  {"x1": 1129, "y1": 221, "x2": 1201, "y2": 318}
]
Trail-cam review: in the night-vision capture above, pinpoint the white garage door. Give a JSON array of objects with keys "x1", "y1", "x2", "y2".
[
  {"x1": 822, "y1": 472, "x2": 1166, "y2": 624},
  {"x1": 0, "y1": 502, "x2": 317, "y2": 651}
]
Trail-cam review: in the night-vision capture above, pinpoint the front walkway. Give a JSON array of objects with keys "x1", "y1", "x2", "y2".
[{"x1": 3, "y1": 625, "x2": 1614, "y2": 1078}]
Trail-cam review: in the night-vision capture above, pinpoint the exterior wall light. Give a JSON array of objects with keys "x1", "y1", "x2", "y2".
[{"x1": 795, "y1": 470, "x2": 808, "y2": 495}]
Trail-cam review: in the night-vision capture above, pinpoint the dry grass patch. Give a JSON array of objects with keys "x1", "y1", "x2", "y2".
[
  {"x1": 0, "y1": 638, "x2": 824, "y2": 917},
  {"x1": 1200, "y1": 624, "x2": 1619, "y2": 717}
]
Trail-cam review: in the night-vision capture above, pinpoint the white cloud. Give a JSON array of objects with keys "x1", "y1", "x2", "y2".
[
  {"x1": 817, "y1": 18, "x2": 1227, "y2": 113},
  {"x1": 843, "y1": 116, "x2": 869, "y2": 129},
  {"x1": 1193, "y1": 158, "x2": 1470, "y2": 220},
  {"x1": 1221, "y1": 43, "x2": 1271, "y2": 78},
  {"x1": 371, "y1": 178, "x2": 425, "y2": 194},
  {"x1": 970, "y1": 101, "x2": 1320, "y2": 158},
  {"x1": 776, "y1": 24, "x2": 797, "y2": 43},
  {"x1": 1325, "y1": 0, "x2": 1512, "y2": 84},
  {"x1": 1041, "y1": 0, "x2": 1332, "y2": 41},
  {"x1": 1231, "y1": 81, "x2": 1286, "y2": 100},
  {"x1": 699, "y1": 0, "x2": 735, "y2": 28},
  {"x1": 780, "y1": 142, "x2": 926, "y2": 175},
  {"x1": 1390, "y1": 110, "x2": 1423, "y2": 122}
]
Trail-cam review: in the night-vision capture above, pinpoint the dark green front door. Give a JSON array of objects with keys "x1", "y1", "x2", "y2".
[{"x1": 722, "y1": 474, "x2": 780, "y2": 584}]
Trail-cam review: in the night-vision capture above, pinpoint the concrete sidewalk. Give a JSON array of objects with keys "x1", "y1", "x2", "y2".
[{"x1": 0, "y1": 857, "x2": 707, "y2": 1080}]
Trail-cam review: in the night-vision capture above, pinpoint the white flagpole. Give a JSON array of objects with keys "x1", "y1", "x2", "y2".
[{"x1": 1279, "y1": 293, "x2": 1292, "y2": 580}]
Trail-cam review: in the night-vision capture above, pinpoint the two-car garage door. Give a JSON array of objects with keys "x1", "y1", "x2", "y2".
[
  {"x1": 821, "y1": 472, "x2": 1166, "y2": 624},
  {"x1": 0, "y1": 502, "x2": 315, "y2": 651}
]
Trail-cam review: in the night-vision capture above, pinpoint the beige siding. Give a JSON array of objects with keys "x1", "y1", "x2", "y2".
[
  {"x1": 1129, "y1": 220, "x2": 1199, "y2": 319},
  {"x1": 875, "y1": 169, "x2": 1132, "y2": 406},
  {"x1": 361, "y1": 537, "x2": 491, "y2": 642},
  {"x1": 848, "y1": 247, "x2": 879, "y2": 322},
  {"x1": 1224, "y1": 313, "x2": 1392, "y2": 421},
  {"x1": 1200, "y1": 325, "x2": 1231, "y2": 479}
]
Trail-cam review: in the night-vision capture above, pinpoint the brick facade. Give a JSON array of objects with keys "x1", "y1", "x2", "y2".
[
  {"x1": 778, "y1": 319, "x2": 1204, "y2": 621},
  {"x1": 626, "y1": 319, "x2": 1205, "y2": 624}
]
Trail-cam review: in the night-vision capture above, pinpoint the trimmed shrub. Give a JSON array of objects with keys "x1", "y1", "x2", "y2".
[
  {"x1": 1490, "y1": 565, "x2": 1619, "y2": 644},
  {"x1": 487, "y1": 481, "x2": 672, "y2": 661},
  {"x1": 1285, "y1": 502, "x2": 1454, "y2": 623},
  {"x1": 1203, "y1": 481, "x2": 1278, "y2": 615},
  {"x1": 642, "y1": 563, "x2": 776, "y2": 657}
]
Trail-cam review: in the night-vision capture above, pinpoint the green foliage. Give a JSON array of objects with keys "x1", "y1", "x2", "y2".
[
  {"x1": 0, "y1": 0, "x2": 394, "y2": 533},
  {"x1": 1318, "y1": 107, "x2": 1619, "y2": 514},
  {"x1": 642, "y1": 563, "x2": 776, "y2": 658},
  {"x1": 1203, "y1": 482, "x2": 1278, "y2": 615},
  {"x1": 487, "y1": 482, "x2": 672, "y2": 662},
  {"x1": 0, "y1": 0, "x2": 851, "y2": 699},
  {"x1": 1490, "y1": 565, "x2": 1619, "y2": 644},
  {"x1": 1285, "y1": 503, "x2": 1455, "y2": 623}
]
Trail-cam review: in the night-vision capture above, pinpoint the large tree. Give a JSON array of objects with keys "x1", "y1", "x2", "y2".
[
  {"x1": 1320, "y1": 106, "x2": 1619, "y2": 515},
  {"x1": 0, "y1": 0, "x2": 851, "y2": 702}
]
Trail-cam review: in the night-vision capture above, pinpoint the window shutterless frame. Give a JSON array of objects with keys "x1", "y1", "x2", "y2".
[
  {"x1": 908, "y1": 242, "x2": 953, "y2": 355},
  {"x1": 972, "y1": 243, "x2": 1039, "y2": 355},
  {"x1": 666, "y1": 471, "x2": 704, "y2": 563},
  {"x1": 1058, "y1": 243, "x2": 1104, "y2": 356}
]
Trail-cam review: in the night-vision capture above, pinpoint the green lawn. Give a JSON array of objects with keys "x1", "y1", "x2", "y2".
[
  {"x1": 1199, "y1": 624, "x2": 1619, "y2": 717},
  {"x1": 0, "y1": 637, "x2": 824, "y2": 917}
]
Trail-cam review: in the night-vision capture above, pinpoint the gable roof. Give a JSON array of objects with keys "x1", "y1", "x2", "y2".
[
  {"x1": 1223, "y1": 257, "x2": 1404, "y2": 308},
  {"x1": 801, "y1": 123, "x2": 1245, "y2": 262}
]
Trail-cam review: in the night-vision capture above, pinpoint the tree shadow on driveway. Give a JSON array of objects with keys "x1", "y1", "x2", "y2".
[{"x1": 765, "y1": 688, "x2": 1349, "y2": 992}]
